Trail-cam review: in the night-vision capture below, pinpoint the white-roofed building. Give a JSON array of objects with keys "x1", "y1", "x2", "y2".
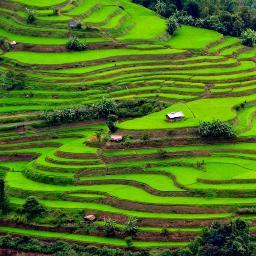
[{"x1": 166, "y1": 111, "x2": 185, "y2": 122}]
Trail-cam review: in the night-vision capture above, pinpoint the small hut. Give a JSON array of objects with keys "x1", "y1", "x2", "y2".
[
  {"x1": 68, "y1": 21, "x2": 79, "y2": 29},
  {"x1": 110, "y1": 135, "x2": 123, "y2": 142},
  {"x1": 84, "y1": 214, "x2": 97, "y2": 222},
  {"x1": 10, "y1": 41, "x2": 17, "y2": 46},
  {"x1": 166, "y1": 112, "x2": 185, "y2": 122}
]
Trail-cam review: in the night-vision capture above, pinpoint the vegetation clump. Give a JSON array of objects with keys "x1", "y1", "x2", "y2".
[
  {"x1": 241, "y1": 28, "x2": 256, "y2": 47},
  {"x1": 167, "y1": 16, "x2": 179, "y2": 35},
  {"x1": 199, "y1": 120, "x2": 236, "y2": 139},
  {"x1": 21, "y1": 196, "x2": 45, "y2": 220},
  {"x1": 66, "y1": 36, "x2": 88, "y2": 51},
  {"x1": 1, "y1": 71, "x2": 26, "y2": 90},
  {"x1": 134, "y1": 0, "x2": 256, "y2": 37},
  {"x1": 26, "y1": 8, "x2": 36, "y2": 24},
  {"x1": 42, "y1": 99, "x2": 117, "y2": 125}
]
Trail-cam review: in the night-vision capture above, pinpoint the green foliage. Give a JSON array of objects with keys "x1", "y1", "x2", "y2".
[
  {"x1": 66, "y1": 36, "x2": 87, "y2": 51},
  {"x1": 0, "y1": 179, "x2": 9, "y2": 214},
  {"x1": 157, "y1": 149, "x2": 168, "y2": 159},
  {"x1": 24, "y1": 169, "x2": 74, "y2": 185},
  {"x1": 52, "y1": 7, "x2": 60, "y2": 16},
  {"x1": 21, "y1": 196, "x2": 45, "y2": 220},
  {"x1": 167, "y1": 16, "x2": 179, "y2": 35},
  {"x1": 175, "y1": 219, "x2": 254, "y2": 256},
  {"x1": 26, "y1": 8, "x2": 36, "y2": 24},
  {"x1": 106, "y1": 120, "x2": 117, "y2": 133},
  {"x1": 42, "y1": 99, "x2": 117, "y2": 125},
  {"x1": 0, "y1": 220, "x2": 255, "y2": 255},
  {"x1": 199, "y1": 120, "x2": 236, "y2": 139},
  {"x1": 0, "y1": 38, "x2": 11, "y2": 51},
  {"x1": 154, "y1": 0, "x2": 167, "y2": 16},
  {"x1": 1, "y1": 71, "x2": 26, "y2": 90},
  {"x1": 103, "y1": 218, "x2": 117, "y2": 237},
  {"x1": 123, "y1": 217, "x2": 138, "y2": 237},
  {"x1": 241, "y1": 28, "x2": 256, "y2": 47},
  {"x1": 185, "y1": 1, "x2": 200, "y2": 18},
  {"x1": 134, "y1": 0, "x2": 256, "y2": 37},
  {"x1": 95, "y1": 98, "x2": 118, "y2": 119},
  {"x1": 117, "y1": 99, "x2": 167, "y2": 118},
  {"x1": 142, "y1": 133, "x2": 150, "y2": 141},
  {"x1": 161, "y1": 228, "x2": 170, "y2": 237},
  {"x1": 125, "y1": 236, "x2": 133, "y2": 248}
]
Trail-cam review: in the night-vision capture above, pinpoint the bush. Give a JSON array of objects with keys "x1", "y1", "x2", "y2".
[
  {"x1": 52, "y1": 7, "x2": 60, "y2": 16},
  {"x1": 167, "y1": 16, "x2": 179, "y2": 35},
  {"x1": 142, "y1": 133, "x2": 150, "y2": 141},
  {"x1": 0, "y1": 38, "x2": 11, "y2": 51},
  {"x1": 123, "y1": 217, "x2": 138, "y2": 237},
  {"x1": 103, "y1": 218, "x2": 117, "y2": 237},
  {"x1": 198, "y1": 120, "x2": 236, "y2": 139},
  {"x1": 1, "y1": 71, "x2": 26, "y2": 90},
  {"x1": 0, "y1": 179, "x2": 9, "y2": 214},
  {"x1": 26, "y1": 8, "x2": 36, "y2": 24},
  {"x1": 41, "y1": 99, "x2": 117, "y2": 126},
  {"x1": 66, "y1": 36, "x2": 87, "y2": 51},
  {"x1": 106, "y1": 120, "x2": 117, "y2": 133},
  {"x1": 157, "y1": 149, "x2": 168, "y2": 159},
  {"x1": 241, "y1": 28, "x2": 256, "y2": 47},
  {"x1": 21, "y1": 196, "x2": 45, "y2": 220}
]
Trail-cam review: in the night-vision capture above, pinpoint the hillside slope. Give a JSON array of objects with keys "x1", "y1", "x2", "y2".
[{"x1": 0, "y1": 0, "x2": 255, "y2": 251}]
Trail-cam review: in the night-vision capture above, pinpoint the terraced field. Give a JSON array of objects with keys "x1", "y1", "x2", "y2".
[{"x1": 0, "y1": 0, "x2": 256, "y2": 250}]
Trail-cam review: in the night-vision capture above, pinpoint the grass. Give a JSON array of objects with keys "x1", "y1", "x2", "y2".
[
  {"x1": 5, "y1": 48, "x2": 184, "y2": 65},
  {"x1": 168, "y1": 25, "x2": 222, "y2": 49},
  {"x1": 0, "y1": 0, "x2": 256, "y2": 247},
  {"x1": 0, "y1": 226, "x2": 188, "y2": 248},
  {"x1": 119, "y1": 95, "x2": 256, "y2": 130},
  {"x1": 11, "y1": 0, "x2": 67, "y2": 7},
  {"x1": 10, "y1": 197, "x2": 232, "y2": 219},
  {"x1": 80, "y1": 173, "x2": 182, "y2": 192}
]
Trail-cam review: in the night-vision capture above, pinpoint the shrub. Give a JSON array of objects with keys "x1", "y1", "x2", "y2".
[
  {"x1": 1, "y1": 71, "x2": 26, "y2": 90},
  {"x1": 66, "y1": 36, "x2": 87, "y2": 51},
  {"x1": 103, "y1": 218, "x2": 117, "y2": 237},
  {"x1": 21, "y1": 196, "x2": 45, "y2": 220},
  {"x1": 52, "y1": 7, "x2": 60, "y2": 16},
  {"x1": 123, "y1": 217, "x2": 138, "y2": 237},
  {"x1": 241, "y1": 28, "x2": 256, "y2": 47},
  {"x1": 0, "y1": 38, "x2": 11, "y2": 51},
  {"x1": 41, "y1": 99, "x2": 117, "y2": 126},
  {"x1": 157, "y1": 149, "x2": 168, "y2": 159},
  {"x1": 0, "y1": 179, "x2": 9, "y2": 214},
  {"x1": 106, "y1": 120, "x2": 117, "y2": 133},
  {"x1": 95, "y1": 98, "x2": 118, "y2": 118},
  {"x1": 167, "y1": 16, "x2": 179, "y2": 35},
  {"x1": 125, "y1": 237, "x2": 133, "y2": 248},
  {"x1": 198, "y1": 120, "x2": 236, "y2": 139},
  {"x1": 26, "y1": 8, "x2": 36, "y2": 24},
  {"x1": 142, "y1": 133, "x2": 150, "y2": 141},
  {"x1": 161, "y1": 228, "x2": 170, "y2": 237}
]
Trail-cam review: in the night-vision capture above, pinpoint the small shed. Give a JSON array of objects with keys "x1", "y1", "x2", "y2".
[
  {"x1": 110, "y1": 135, "x2": 123, "y2": 142},
  {"x1": 68, "y1": 21, "x2": 79, "y2": 29},
  {"x1": 166, "y1": 112, "x2": 185, "y2": 122},
  {"x1": 84, "y1": 214, "x2": 97, "y2": 222},
  {"x1": 10, "y1": 41, "x2": 17, "y2": 46}
]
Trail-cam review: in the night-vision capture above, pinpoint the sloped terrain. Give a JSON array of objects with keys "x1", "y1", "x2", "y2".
[{"x1": 0, "y1": 0, "x2": 256, "y2": 249}]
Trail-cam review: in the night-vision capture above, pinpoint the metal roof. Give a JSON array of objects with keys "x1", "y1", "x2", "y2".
[{"x1": 166, "y1": 111, "x2": 184, "y2": 119}]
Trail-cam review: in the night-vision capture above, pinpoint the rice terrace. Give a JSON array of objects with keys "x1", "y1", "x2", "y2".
[{"x1": 0, "y1": 0, "x2": 255, "y2": 255}]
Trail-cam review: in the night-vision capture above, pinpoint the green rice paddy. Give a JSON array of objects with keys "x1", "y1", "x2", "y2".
[{"x1": 0, "y1": 0, "x2": 255, "y2": 250}]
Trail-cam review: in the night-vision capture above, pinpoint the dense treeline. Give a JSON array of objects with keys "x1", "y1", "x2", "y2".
[
  {"x1": 133, "y1": 0, "x2": 256, "y2": 37},
  {"x1": 42, "y1": 99, "x2": 167, "y2": 126},
  {"x1": 1, "y1": 219, "x2": 255, "y2": 256}
]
